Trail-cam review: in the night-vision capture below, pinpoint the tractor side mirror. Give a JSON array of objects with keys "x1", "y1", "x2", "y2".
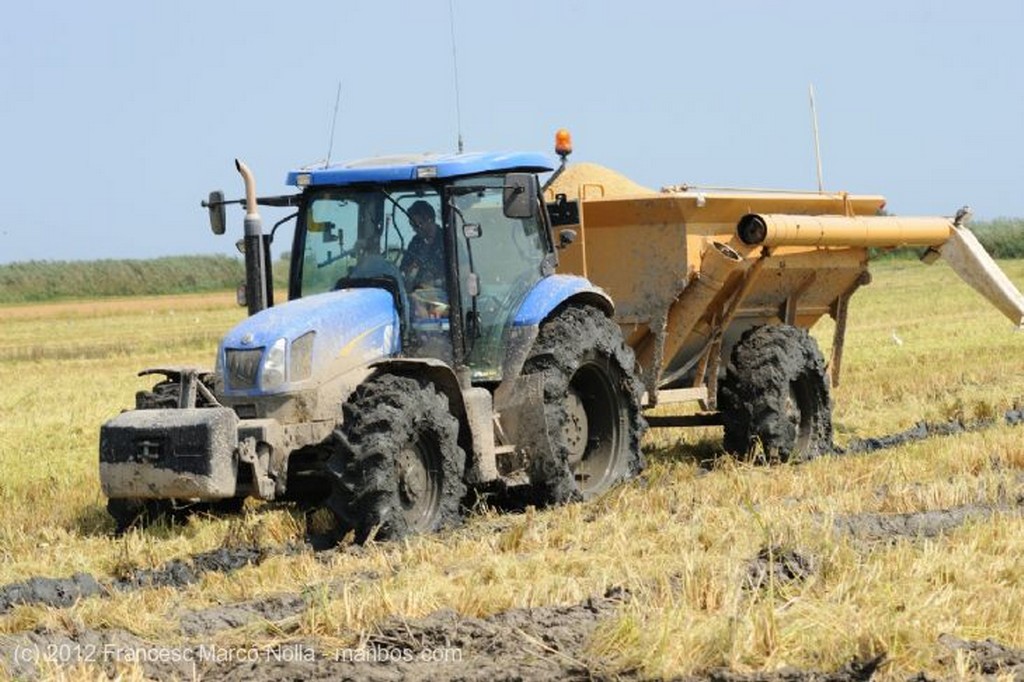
[
  {"x1": 321, "y1": 222, "x2": 340, "y2": 243},
  {"x1": 503, "y1": 173, "x2": 537, "y2": 219},
  {"x1": 205, "y1": 191, "x2": 226, "y2": 235}
]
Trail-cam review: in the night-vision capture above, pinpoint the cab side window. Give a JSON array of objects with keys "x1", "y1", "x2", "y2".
[{"x1": 451, "y1": 175, "x2": 546, "y2": 380}]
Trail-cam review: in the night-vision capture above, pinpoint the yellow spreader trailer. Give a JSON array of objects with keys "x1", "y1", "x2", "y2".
[{"x1": 545, "y1": 148, "x2": 1024, "y2": 459}]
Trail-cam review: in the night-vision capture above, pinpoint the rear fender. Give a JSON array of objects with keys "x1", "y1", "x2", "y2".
[
  {"x1": 501, "y1": 276, "x2": 614, "y2": 384},
  {"x1": 512, "y1": 275, "x2": 613, "y2": 327}
]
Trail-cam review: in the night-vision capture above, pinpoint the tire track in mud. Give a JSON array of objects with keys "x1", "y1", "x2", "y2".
[
  {"x1": 0, "y1": 588, "x2": 631, "y2": 682},
  {"x1": 827, "y1": 406, "x2": 1024, "y2": 542},
  {"x1": 2, "y1": 408, "x2": 1020, "y2": 613},
  {"x1": 836, "y1": 406, "x2": 1024, "y2": 456},
  {"x1": 4, "y1": 595, "x2": 1022, "y2": 681},
  {"x1": 0, "y1": 545, "x2": 296, "y2": 615},
  {"x1": 833, "y1": 500, "x2": 1024, "y2": 542},
  {"x1": 937, "y1": 634, "x2": 1024, "y2": 678}
]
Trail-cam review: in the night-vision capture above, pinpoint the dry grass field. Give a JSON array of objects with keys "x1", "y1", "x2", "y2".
[{"x1": 0, "y1": 260, "x2": 1022, "y2": 681}]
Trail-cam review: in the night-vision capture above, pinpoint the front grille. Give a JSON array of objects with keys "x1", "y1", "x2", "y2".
[
  {"x1": 233, "y1": 404, "x2": 258, "y2": 419},
  {"x1": 225, "y1": 348, "x2": 264, "y2": 390}
]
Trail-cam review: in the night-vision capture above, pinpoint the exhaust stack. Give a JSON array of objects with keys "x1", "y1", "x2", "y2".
[
  {"x1": 235, "y1": 159, "x2": 269, "y2": 316},
  {"x1": 738, "y1": 212, "x2": 1024, "y2": 328}
]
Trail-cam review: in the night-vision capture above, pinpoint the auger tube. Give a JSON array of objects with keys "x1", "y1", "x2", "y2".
[
  {"x1": 635, "y1": 241, "x2": 745, "y2": 386},
  {"x1": 737, "y1": 212, "x2": 1024, "y2": 328},
  {"x1": 737, "y1": 213, "x2": 954, "y2": 248}
]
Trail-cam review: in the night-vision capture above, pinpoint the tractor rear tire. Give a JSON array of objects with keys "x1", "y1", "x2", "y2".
[
  {"x1": 326, "y1": 374, "x2": 466, "y2": 543},
  {"x1": 719, "y1": 324, "x2": 832, "y2": 462},
  {"x1": 522, "y1": 305, "x2": 645, "y2": 505}
]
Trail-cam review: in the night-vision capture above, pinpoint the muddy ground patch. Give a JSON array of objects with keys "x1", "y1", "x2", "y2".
[
  {"x1": 744, "y1": 545, "x2": 817, "y2": 592},
  {"x1": 937, "y1": 634, "x2": 1024, "y2": 678},
  {"x1": 832, "y1": 502, "x2": 1022, "y2": 542},
  {"x1": 0, "y1": 586, "x2": 933, "y2": 682},
  {"x1": 3, "y1": 410, "x2": 1023, "y2": 679},
  {"x1": 0, "y1": 589, "x2": 631, "y2": 681},
  {"x1": 9, "y1": 617, "x2": 1014, "y2": 681},
  {"x1": 0, "y1": 545, "x2": 290, "y2": 615},
  {"x1": 839, "y1": 407, "x2": 1024, "y2": 456}
]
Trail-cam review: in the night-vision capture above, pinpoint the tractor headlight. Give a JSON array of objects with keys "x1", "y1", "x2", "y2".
[
  {"x1": 261, "y1": 337, "x2": 288, "y2": 390},
  {"x1": 290, "y1": 331, "x2": 316, "y2": 382}
]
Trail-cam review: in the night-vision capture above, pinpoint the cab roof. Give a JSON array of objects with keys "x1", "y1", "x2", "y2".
[{"x1": 286, "y1": 151, "x2": 554, "y2": 187}]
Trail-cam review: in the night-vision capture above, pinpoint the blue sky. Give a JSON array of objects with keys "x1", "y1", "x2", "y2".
[{"x1": 1, "y1": 0, "x2": 1021, "y2": 263}]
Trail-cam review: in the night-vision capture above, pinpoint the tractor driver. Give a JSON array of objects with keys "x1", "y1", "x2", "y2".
[
  {"x1": 401, "y1": 200, "x2": 445, "y2": 289},
  {"x1": 401, "y1": 200, "x2": 448, "y2": 320}
]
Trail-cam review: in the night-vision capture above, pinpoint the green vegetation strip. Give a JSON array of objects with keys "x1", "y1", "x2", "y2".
[
  {"x1": 0, "y1": 256, "x2": 244, "y2": 303},
  {"x1": 870, "y1": 217, "x2": 1024, "y2": 260}
]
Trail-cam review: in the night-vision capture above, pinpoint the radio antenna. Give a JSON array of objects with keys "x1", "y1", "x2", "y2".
[
  {"x1": 324, "y1": 81, "x2": 342, "y2": 168},
  {"x1": 809, "y1": 83, "x2": 824, "y2": 192},
  {"x1": 448, "y1": 0, "x2": 465, "y2": 153}
]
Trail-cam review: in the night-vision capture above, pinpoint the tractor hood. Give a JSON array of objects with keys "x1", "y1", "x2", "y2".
[{"x1": 217, "y1": 288, "x2": 399, "y2": 397}]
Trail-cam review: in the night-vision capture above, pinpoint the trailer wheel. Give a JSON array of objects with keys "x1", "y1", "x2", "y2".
[
  {"x1": 522, "y1": 305, "x2": 645, "y2": 505},
  {"x1": 327, "y1": 374, "x2": 466, "y2": 543},
  {"x1": 719, "y1": 324, "x2": 832, "y2": 461}
]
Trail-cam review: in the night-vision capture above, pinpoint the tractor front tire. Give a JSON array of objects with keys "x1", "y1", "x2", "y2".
[
  {"x1": 326, "y1": 374, "x2": 466, "y2": 543},
  {"x1": 522, "y1": 305, "x2": 645, "y2": 505},
  {"x1": 719, "y1": 324, "x2": 832, "y2": 462}
]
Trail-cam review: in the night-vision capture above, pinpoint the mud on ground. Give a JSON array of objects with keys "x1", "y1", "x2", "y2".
[
  {"x1": 838, "y1": 407, "x2": 1024, "y2": 456},
  {"x1": 3, "y1": 413, "x2": 1024, "y2": 679},
  {"x1": 0, "y1": 546, "x2": 290, "y2": 616},
  {"x1": 0, "y1": 589, "x2": 632, "y2": 681},
  {"x1": 832, "y1": 500, "x2": 1024, "y2": 543},
  {"x1": 3, "y1": 578, "x2": 1022, "y2": 681}
]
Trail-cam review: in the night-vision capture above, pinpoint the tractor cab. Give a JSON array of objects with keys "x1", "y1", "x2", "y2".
[{"x1": 286, "y1": 152, "x2": 556, "y2": 381}]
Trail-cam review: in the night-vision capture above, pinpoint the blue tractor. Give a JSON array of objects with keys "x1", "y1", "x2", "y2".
[{"x1": 99, "y1": 147, "x2": 645, "y2": 540}]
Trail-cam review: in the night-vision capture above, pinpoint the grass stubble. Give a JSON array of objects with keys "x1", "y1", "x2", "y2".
[{"x1": 0, "y1": 261, "x2": 1022, "y2": 679}]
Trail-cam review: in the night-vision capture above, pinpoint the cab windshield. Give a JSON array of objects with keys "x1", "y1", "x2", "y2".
[
  {"x1": 294, "y1": 185, "x2": 452, "y2": 361},
  {"x1": 295, "y1": 186, "x2": 443, "y2": 298}
]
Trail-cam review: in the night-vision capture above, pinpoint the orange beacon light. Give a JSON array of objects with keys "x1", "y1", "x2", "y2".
[{"x1": 554, "y1": 129, "x2": 573, "y2": 159}]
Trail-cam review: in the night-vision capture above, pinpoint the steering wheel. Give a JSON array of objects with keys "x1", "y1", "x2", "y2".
[
  {"x1": 317, "y1": 245, "x2": 360, "y2": 269},
  {"x1": 409, "y1": 287, "x2": 450, "y2": 321}
]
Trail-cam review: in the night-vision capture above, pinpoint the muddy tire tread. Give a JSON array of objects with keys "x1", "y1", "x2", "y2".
[
  {"x1": 327, "y1": 374, "x2": 466, "y2": 542},
  {"x1": 522, "y1": 305, "x2": 646, "y2": 505},
  {"x1": 719, "y1": 324, "x2": 832, "y2": 461}
]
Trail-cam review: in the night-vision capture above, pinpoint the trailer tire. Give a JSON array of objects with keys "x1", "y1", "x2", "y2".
[
  {"x1": 522, "y1": 305, "x2": 645, "y2": 505},
  {"x1": 327, "y1": 374, "x2": 466, "y2": 543},
  {"x1": 719, "y1": 324, "x2": 832, "y2": 461}
]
